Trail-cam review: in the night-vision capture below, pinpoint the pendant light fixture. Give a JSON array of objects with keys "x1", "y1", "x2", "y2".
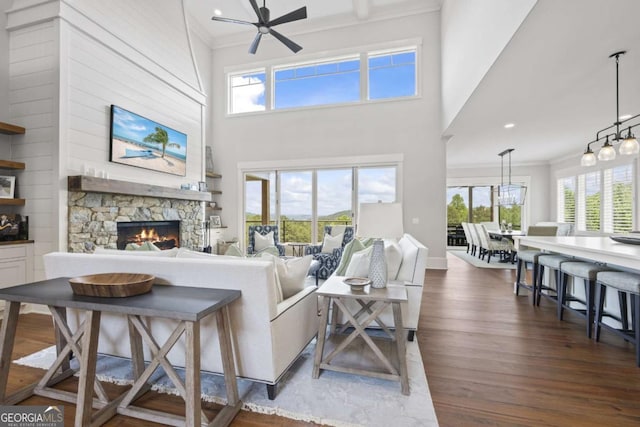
[
  {"x1": 581, "y1": 51, "x2": 640, "y2": 166},
  {"x1": 497, "y1": 148, "x2": 526, "y2": 206}
]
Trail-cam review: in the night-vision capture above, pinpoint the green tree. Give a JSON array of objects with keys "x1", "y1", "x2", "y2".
[
  {"x1": 585, "y1": 193, "x2": 600, "y2": 231},
  {"x1": 613, "y1": 182, "x2": 632, "y2": 232},
  {"x1": 564, "y1": 188, "x2": 575, "y2": 223},
  {"x1": 447, "y1": 194, "x2": 468, "y2": 225},
  {"x1": 143, "y1": 127, "x2": 180, "y2": 159}
]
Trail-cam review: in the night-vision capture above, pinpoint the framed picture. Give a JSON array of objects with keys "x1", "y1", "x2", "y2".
[
  {"x1": 209, "y1": 215, "x2": 222, "y2": 228},
  {"x1": 0, "y1": 176, "x2": 15, "y2": 199},
  {"x1": 109, "y1": 105, "x2": 187, "y2": 176},
  {"x1": 0, "y1": 213, "x2": 22, "y2": 240}
]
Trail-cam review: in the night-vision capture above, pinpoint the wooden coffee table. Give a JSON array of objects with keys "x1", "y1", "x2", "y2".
[{"x1": 312, "y1": 275, "x2": 409, "y2": 395}]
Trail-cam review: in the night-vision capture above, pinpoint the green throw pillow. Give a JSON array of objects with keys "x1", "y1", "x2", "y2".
[
  {"x1": 335, "y1": 238, "x2": 367, "y2": 276},
  {"x1": 224, "y1": 243, "x2": 244, "y2": 257}
]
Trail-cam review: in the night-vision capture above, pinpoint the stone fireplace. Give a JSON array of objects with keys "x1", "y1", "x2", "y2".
[{"x1": 67, "y1": 176, "x2": 210, "y2": 253}]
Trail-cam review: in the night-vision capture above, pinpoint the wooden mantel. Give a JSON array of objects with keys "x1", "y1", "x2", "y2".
[{"x1": 68, "y1": 176, "x2": 212, "y2": 202}]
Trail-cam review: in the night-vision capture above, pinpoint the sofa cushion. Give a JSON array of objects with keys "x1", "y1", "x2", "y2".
[
  {"x1": 321, "y1": 233, "x2": 343, "y2": 254},
  {"x1": 384, "y1": 239, "x2": 403, "y2": 280},
  {"x1": 254, "y1": 231, "x2": 275, "y2": 251},
  {"x1": 396, "y1": 236, "x2": 419, "y2": 282},
  {"x1": 94, "y1": 247, "x2": 179, "y2": 257},
  {"x1": 335, "y1": 238, "x2": 366, "y2": 276},
  {"x1": 262, "y1": 254, "x2": 313, "y2": 300}
]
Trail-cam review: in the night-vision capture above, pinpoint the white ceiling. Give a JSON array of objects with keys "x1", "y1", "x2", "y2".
[
  {"x1": 184, "y1": 1, "x2": 640, "y2": 170},
  {"x1": 445, "y1": 0, "x2": 640, "y2": 169}
]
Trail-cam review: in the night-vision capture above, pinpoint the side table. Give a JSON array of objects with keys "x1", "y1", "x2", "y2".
[
  {"x1": 312, "y1": 275, "x2": 409, "y2": 395},
  {"x1": 286, "y1": 242, "x2": 308, "y2": 257}
]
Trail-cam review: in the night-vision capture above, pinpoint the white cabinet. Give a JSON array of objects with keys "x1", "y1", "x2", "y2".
[{"x1": 0, "y1": 243, "x2": 34, "y2": 311}]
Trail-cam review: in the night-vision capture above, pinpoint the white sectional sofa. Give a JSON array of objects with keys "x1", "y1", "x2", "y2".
[
  {"x1": 43, "y1": 250, "x2": 318, "y2": 399},
  {"x1": 334, "y1": 233, "x2": 428, "y2": 340}
]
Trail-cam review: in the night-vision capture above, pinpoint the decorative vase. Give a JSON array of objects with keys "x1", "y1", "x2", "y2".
[{"x1": 368, "y1": 239, "x2": 387, "y2": 288}]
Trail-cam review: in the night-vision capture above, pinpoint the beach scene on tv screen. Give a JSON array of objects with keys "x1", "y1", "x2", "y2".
[{"x1": 111, "y1": 105, "x2": 187, "y2": 176}]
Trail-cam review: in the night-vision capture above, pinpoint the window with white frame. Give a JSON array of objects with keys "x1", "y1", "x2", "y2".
[
  {"x1": 273, "y1": 57, "x2": 360, "y2": 109},
  {"x1": 557, "y1": 163, "x2": 634, "y2": 233},
  {"x1": 227, "y1": 45, "x2": 418, "y2": 114},
  {"x1": 368, "y1": 49, "x2": 417, "y2": 100},
  {"x1": 229, "y1": 70, "x2": 266, "y2": 114}
]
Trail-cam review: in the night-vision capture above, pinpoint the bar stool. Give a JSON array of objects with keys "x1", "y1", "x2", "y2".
[
  {"x1": 559, "y1": 262, "x2": 610, "y2": 338},
  {"x1": 535, "y1": 254, "x2": 572, "y2": 307},
  {"x1": 594, "y1": 271, "x2": 640, "y2": 367},
  {"x1": 515, "y1": 249, "x2": 543, "y2": 305}
]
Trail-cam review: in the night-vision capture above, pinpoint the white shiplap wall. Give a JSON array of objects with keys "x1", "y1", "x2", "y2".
[
  {"x1": 6, "y1": 0, "x2": 209, "y2": 280},
  {"x1": 8, "y1": 21, "x2": 60, "y2": 279}
]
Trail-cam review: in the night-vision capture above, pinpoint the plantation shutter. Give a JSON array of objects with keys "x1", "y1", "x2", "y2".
[
  {"x1": 604, "y1": 164, "x2": 634, "y2": 233},
  {"x1": 584, "y1": 172, "x2": 601, "y2": 231},
  {"x1": 557, "y1": 179, "x2": 564, "y2": 222},
  {"x1": 576, "y1": 174, "x2": 586, "y2": 231},
  {"x1": 557, "y1": 177, "x2": 576, "y2": 224}
]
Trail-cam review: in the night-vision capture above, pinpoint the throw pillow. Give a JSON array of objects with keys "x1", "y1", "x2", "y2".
[
  {"x1": 321, "y1": 232, "x2": 343, "y2": 254},
  {"x1": 262, "y1": 254, "x2": 313, "y2": 300},
  {"x1": 224, "y1": 243, "x2": 244, "y2": 257},
  {"x1": 330, "y1": 225, "x2": 346, "y2": 237},
  {"x1": 175, "y1": 248, "x2": 218, "y2": 259},
  {"x1": 250, "y1": 246, "x2": 280, "y2": 257},
  {"x1": 335, "y1": 238, "x2": 366, "y2": 276},
  {"x1": 344, "y1": 246, "x2": 373, "y2": 277},
  {"x1": 254, "y1": 231, "x2": 275, "y2": 252},
  {"x1": 384, "y1": 239, "x2": 403, "y2": 280}
]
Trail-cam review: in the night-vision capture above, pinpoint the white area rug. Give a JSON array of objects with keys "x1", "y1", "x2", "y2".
[
  {"x1": 449, "y1": 249, "x2": 517, "y2": 269},
  {"x1": 14, "y1": 339, "x2": 438, "y2": 427}
]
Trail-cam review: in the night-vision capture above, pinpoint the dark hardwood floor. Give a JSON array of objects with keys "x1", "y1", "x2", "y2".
[{"x1": 4, "y1": 253, "x2": 640, "y2": 426}]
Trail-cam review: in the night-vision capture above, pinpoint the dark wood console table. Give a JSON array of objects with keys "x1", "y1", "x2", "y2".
[{"x1": 0, "y1": 278, "x2": 241, "y2": 427}]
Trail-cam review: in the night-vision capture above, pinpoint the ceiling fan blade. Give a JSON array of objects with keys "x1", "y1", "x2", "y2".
[
  {"x1": 249, "y1": 33, "x2": 262, "y2": 54},
  {"x1": 269, "y1": 29, "x2": 303, "y2": 53},
  {"x1": 249, "y1": 0, "x2": 266, "y2": 24},
  {"x1": 211, "y1": 16, "x2": 256, "y2": 26},
  {"x1": 268, "y1": 6, "x2": 307, "y2": 27}
]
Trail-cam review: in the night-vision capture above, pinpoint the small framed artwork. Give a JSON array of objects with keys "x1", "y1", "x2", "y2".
[
  {"x1": 210, "y1": 215, "x2": 222, "y2": 228},
  {"x1": 0, "y1": 176, "x2": 15, "y2": 199}
]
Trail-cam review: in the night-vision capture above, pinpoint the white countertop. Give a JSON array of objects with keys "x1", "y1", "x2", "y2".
[{"x1": 514, "y1": 236, "x2": 640, "y2": 271}]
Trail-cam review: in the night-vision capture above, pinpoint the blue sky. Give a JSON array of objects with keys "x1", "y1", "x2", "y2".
[{"x1": 112, "y1": 106, "x2": 187, "y2": 157}]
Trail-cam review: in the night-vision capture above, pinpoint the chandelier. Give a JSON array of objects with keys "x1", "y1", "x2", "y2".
[
  {"x1": 497, "y1": 148, "x2": 526, "y2": 206},
  {"x1": 581, "y1": 51, "x2": 640, "y2": 166}
]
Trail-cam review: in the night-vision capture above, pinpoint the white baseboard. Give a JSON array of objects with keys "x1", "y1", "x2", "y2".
[{"x1": 426, "y1": 256, "x2": 447, "y2": 270}]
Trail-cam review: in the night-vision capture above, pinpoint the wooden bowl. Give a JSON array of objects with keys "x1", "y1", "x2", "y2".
[{"x1": 69, "y1": 273, "x2": 155, "y2": 297}]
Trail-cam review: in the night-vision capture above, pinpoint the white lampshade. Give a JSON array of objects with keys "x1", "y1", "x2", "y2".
[
  {"x1": 356, "y1": 202, "x2": 404, "y2": 239},
  {"x1": 597, "y1": 143, "x2": 617, "y2": 161},
  {"x1": 580, "y1": 150, "x2": 597, "y2": 167},
  {"x1": 619, "y1": 134, "x2": 639, "y2": 155}
]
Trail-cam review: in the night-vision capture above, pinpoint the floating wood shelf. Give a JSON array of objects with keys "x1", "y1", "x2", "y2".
[
  {"x1": 210, "y1": 190, "x2": 222, "y2": 195},
  {"x1": 0, "y1": 199, "x2": 25, "y2": 206},
  {"x1": 68, "y1": 176, "x2": 212, "y2": 202},
  {"x1": 0, "y1": 122, "x2": 26, "y2": 135},
  {"x1": 206, "y1": 172, "x2": 222, "y2": 179},
  {"x1": 0, "y1": 160, "x2": 25, "y2": 170}
]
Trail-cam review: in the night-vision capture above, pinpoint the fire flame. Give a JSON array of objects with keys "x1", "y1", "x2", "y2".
[{"x1": 135, "y1": 228, "x2": 170, "y2": 243}]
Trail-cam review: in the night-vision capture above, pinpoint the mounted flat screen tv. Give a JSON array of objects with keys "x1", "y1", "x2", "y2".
[{"x1": 109, "y1": 105, "x2": 187, "y2": 176}]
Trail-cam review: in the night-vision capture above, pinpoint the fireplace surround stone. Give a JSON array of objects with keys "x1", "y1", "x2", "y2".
[{"x1": 68, "y1": 192, "x2": 203, "y2": 253}]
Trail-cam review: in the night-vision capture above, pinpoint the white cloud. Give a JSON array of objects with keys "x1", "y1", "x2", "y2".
[{"x1": 232, "y1": 77, "x2": 265, "y2": 113}]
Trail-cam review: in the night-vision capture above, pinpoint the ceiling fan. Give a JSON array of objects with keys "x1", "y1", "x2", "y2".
[{"x1": 211, "y1": 0, "x2": 307, "y2": 54}]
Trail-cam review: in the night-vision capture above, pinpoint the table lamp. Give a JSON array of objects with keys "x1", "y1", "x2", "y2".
[{"x1": 356, "y1": 202, "x2": 404, "y2": 288}]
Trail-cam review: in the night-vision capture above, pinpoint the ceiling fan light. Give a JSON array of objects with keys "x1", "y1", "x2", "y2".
[
  {"x1": 581, "y1": 150, "x2": 597, "y2": 167},
  {"x1": 619, "y1": 133, "x2": 639, "y2": 155},
  {"x1": 597, "y1": 142, "x2": 617, "y2": 161}
]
